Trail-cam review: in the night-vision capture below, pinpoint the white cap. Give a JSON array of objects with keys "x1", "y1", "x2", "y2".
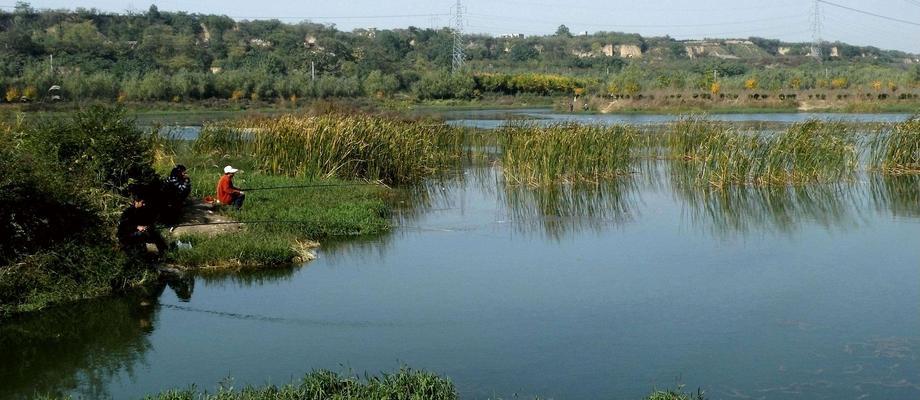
[{"x1": 223, "y1": 165, "x2": 239, "y2": 174}]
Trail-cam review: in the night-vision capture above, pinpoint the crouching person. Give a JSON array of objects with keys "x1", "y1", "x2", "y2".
[
  {"x1": 118, "y1": 194, "x2": 167, "y2": 258},
  {"x1": 216, "y1": 165, "x2": 245, "y2": 209}
]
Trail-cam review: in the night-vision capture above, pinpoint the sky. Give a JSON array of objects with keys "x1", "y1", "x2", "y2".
[{"x1": 7, "y1": 0, "x2": 920, "y2": 53}]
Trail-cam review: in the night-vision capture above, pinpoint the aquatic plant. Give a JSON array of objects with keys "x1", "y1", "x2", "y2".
[
  {"x1": 870, "y1": 117, "x2": 920, "y2": 174},
  {"x1": 134, "y1": 368, "x2": 457, "y2": 400},
  {"x1": 667, "y1": 119, "x2": 858, "y2": 187},
  {"x1": 499, "y1": 122, "x2": 638, "y2": 185},
  {"x1": 195, "y1": 114, "x2": 465, "y2": 185}
]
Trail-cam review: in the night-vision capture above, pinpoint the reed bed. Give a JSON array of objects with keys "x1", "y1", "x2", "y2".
[
  {"x1": 195, "y1": 114, "x2": 464, "y2": 185},
  {"x1": 667, "y1": 119, "x2": 857, "y2": 187},
  {"x1": 499, "y1": 122, "x2": 638, "y2": 185},
  {"x1": 870, "y1": 117, "x2": 920, "y2": 174}
]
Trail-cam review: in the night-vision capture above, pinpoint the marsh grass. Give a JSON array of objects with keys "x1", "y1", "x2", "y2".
[
  {"x1": 870, "y1": 117, "x2": 920, "y2": 174},
  {"x1": 499, "y1": 122, "x2": 638, "y2": 185},
  {"x1": 136, "y1": 368, "x2": 457, "y2": 400},
  {"x1": 667, "y1": 118, "x2": 857, "y2": 187},
  {"x1": 195, "y1": 114, "x2": 465, "y2": 185},
  {"x1": 163, "y1": 169, "x2": 392, "y2": 268}
]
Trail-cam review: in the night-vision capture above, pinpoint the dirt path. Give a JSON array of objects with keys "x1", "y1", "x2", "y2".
[{"x1": 167, "y1": 201, "x2": 242, "y2": 237}]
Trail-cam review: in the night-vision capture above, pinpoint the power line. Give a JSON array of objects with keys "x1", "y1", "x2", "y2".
[
  {"x1": 227, "y1": 13, "x2": 451, "y2": 21},
  {"x1": 467, "y1": 12, "x2": 804, "y2": 30},
  {"x1": 490, "y1": 0, "x2": 802, "y2": 15},
  {"x1": 817, "y1": 0, "x2": 920, "y2": 27}
]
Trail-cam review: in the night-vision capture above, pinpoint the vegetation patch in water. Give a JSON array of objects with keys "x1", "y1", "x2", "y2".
[
  {"x1": 195, "y1": 114, "x2": 465, "y2": 185},
  {"x1": 870, "y1": 117, "x2": 920, "y2": 174},
  {"x1": 667, "y1": 119, "x2": 857, "y2": 187},
  {"x1": 499, "y1": 122, "x2": 638, "y2": 185}
]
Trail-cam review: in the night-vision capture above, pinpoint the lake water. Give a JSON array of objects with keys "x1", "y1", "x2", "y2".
[
  {"x1": 161, "y1": 109, "x2": 916, "y2": 139},
  {"x1": 3, "y1": 113, "x2": 920, "y2": 400}
]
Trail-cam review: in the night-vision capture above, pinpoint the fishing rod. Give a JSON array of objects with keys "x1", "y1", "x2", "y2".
[
  {"x1": 240, "y1": 182, "x2": 387, "y2": 191},
  {"x1": 169, "y1": 220, "x2": 461, "y2": 233}
]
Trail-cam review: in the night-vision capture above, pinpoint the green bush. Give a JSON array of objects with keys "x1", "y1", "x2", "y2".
[
  {"x1": 413, "y1": 71, "x2": 476, "y2": 100},
  {"x1": 0, "y1": 106, "x2": 158, "y2": 316},
  {"x1": 23, "y1": 105, "x2": 158, "y2": 194}
]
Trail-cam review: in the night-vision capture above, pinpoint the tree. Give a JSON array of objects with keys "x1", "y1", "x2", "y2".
[
  {"x1": 510, "y1": 44, "x2": 539, "y2": 62},
  {"x1": 363, "y1": 70, "x2": 399, "y2": 97},
  {"x1": 555, "y1": 25, "x2": 571, "y2": 37}
]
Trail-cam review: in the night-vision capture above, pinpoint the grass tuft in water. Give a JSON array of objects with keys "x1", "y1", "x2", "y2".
[
  {"x1": 499, "y1": 122, "x2": 638, "y2": 185},
  {"x1": 667, "y1": 118, "x2": 857, "y2": 187},
  {"x1": 195, "y1": 113, "x2": 465, "y2": 185},
  {"x1": 870, "y1": 117, "x2": 920, "y2": 174}
]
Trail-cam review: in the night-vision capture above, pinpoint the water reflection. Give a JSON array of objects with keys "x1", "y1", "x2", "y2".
[
  {"x1": 194, "y1": 264, "x2": 301, "y2": 287},
  {"x1": 498, "y1": 177, "x2": 640, "y2": 240},
  {"x1": 670, "y1": 161, "x2": 866, "y2": 235},
  {"x1": 870, "y1": 173, "x2": 920, "y2": 219},
  {"x1": 0, "y1": 287, "x2": 162, "y2": 400}
]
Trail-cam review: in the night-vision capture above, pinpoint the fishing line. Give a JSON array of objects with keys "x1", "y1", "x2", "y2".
[
  {"x1": 159, "y1": 303, "x2": 407, "y2": 327},
  {"x1": 241, "y1": 182, "x2": 387, "y2": 191}
]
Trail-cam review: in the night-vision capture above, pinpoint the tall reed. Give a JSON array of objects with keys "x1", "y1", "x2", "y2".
[
  {"x1": 499, "y1": 122, "x2": 638, "y2": 185},
  {"x1": 667, "y1": 119, "x2": 857, "y2": 186},
  {"x1": 194, "y1": 114, "x2": 464, "y2": 185},
  {"x1": 870, "y1": 117, "x2": 920, "y2": 174}
]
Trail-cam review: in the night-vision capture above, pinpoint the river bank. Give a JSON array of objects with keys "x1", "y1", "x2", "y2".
[{"x1": 0, "y1": 107, "x2": 403, "y2": 317}]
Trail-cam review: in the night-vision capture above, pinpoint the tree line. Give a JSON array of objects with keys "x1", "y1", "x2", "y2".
[{"x1": 2, "y1": 2, "x2": 920, "y2": 103}]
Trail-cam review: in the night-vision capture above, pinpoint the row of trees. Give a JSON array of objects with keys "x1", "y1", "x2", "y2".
[
  {"x1": 3, "y1": 63, "x2": 920, "y2": 103},
  {"x1": 2, "y1": 3, "x2": 920, "y2": 103}
]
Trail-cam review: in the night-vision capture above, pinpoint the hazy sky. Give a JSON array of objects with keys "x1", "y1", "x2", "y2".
[{"x1": 10, "y1": 0, "x2": 920, "y2": 53}]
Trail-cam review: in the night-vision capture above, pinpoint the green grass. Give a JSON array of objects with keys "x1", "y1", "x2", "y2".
[
  {"x1": 870, "y1": 117, "x2": 920, "y2": 174},
  {"x1": 159, "y1": 148, "x2": 393, "y2": 269},
  {"x1": 499, "y1": 122, "x2": 638, "y2": 185},
  {"x1": 195, "y1": 113, "x2": 465, "y2": 185},
  {"x1": 138, "y1": 369, "x2": 457, "y2": 400},
  {"x1": 667, "y1": 118, "x2": 858, "y2": 187}
]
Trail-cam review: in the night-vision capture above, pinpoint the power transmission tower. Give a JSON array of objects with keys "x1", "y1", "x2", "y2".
[
  {"x1": 451, "y1": 0, "x2": 465, "y2": 73},
  {"x1": 810, "y1": 0, "x2": 823, "y2": 61}
]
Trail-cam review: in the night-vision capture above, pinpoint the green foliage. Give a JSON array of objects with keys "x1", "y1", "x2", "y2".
[
  {"x1": 23, "y1": 105, "x2": 158, "y2": 193},
  {"x1": 137, "y1": 368, "x2": 457, "y2": 400},
  {"x1": 0, "y1": 5, "x2": 918, "y2": 103},
  {"x1": 668, "y1": 118, "x2": 858, "y2": 186},
  {"x1": 510, "y1": 42, "x2": 540, "y2": 62},
  {"x1": 871, "y1": 117, "x2": 920, "y2": 173},
  {"x1": 363, "y1": 70, "x2": 400, "y2": 97},
  {"x1": 500, "y1": 122, "x2": 638, "y2": 185},
  {"x1": 414, "y1": 71, "x2": 476, "y2": 100},
  {"x1": 645, "y1": 387, "x2": 706, "y2": 400},
  {"x1": 477, "y1": 73, "x2": 589, "y2": 95},
  {"x1": 197, "y1": 113, "x2": 464, "y2": 185},
  {"x1": 0, "y1": 106, "x2": 158, "y2": 317}
]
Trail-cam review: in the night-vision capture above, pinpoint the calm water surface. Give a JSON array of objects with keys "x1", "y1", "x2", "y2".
[{"x1": 3, "y1": 128, "x2": 920, "y2": 400}]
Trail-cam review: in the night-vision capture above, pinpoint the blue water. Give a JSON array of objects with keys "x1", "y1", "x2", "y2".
[
  {"x1": 448, "y1": 110, "x2": 915, "y2": 129},
  {"x1": 2, "y1": 166, "x2": 918, "y2": 400}
]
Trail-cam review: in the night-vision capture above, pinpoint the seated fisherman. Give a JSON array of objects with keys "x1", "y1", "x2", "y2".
[
  {"x1": 118, "y1": 194, "x2": 167, "y2": 257},
  {"x1": 216, "y1": 165, "x2": 245, "y2": 209},
  {"x1": 161, "y1": 164, "x2": 192, "y2": 223}
]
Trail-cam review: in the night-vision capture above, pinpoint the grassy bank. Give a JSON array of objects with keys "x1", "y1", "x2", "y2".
[
  {"x1": 0, "y1": 106, "x2": 161, "y2": 317},
  {"x1": 165, "y1": 173, "x2": 391, "y2": 269},
  {"x1": 36, "y1": 368, "x2": 704, "y2": 400}
]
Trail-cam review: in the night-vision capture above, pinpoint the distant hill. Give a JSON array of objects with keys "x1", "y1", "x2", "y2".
[{"x1": 1, "y1": 3, "x2": 918, "y2": 103}]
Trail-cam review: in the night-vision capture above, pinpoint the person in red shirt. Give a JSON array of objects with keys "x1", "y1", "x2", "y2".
[{"x1": 216, "y1": 165, "x2": 245, "y2": 209}]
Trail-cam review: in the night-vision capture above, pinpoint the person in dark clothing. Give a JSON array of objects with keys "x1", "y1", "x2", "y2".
[
  {"x1": 118, "y1": 195, "x2": 167, "y2": 257},
  {"x1": 161, "y1": 164, "x2": 192, "y2": 223}
]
